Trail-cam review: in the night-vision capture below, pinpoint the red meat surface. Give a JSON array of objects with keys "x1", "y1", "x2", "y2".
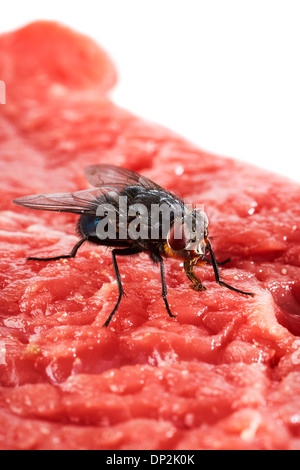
[{"x1": 1, "y1": 21, "x2": 300, "y2": 450}]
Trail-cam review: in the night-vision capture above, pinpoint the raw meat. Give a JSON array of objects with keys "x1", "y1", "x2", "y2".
[{"x1": 0, "y1": 21, "x2": 300, "y2": 450}]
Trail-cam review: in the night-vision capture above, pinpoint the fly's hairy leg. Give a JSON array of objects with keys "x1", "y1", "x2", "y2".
[
  {"x1": 184, "y1": 260, "x2": 207, "y2": 292},
  {"x1": 103, "y1": 247, "x2": 142, "y2": 327},
  {"x1": 27, "y1": 237, "x2": 87, "y2": 261},
  {"x1": 159, "y1": 255, "x2": 176, "y2": 318},
  {"x1": 151, "y1": 252, "x2": 176, "y2": 319},
  {"x1": 201, "y1": 255, "x2": 231, "y2": 266},
  {"x1": 206, "y1": 239, "x2": 254, "y2": 296}
]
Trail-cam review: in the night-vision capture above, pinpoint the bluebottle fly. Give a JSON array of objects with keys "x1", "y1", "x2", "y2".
[{"x1": 13, "y1": 165, "x2": 254, "y2": 326}]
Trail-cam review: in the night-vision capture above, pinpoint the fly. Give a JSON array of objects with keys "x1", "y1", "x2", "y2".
[{"x1": 13, "y1": 164, "x2": 254, "y2": 327}]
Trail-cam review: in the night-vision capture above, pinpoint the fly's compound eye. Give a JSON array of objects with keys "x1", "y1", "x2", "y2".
[
  {"x1": 167, "y1": 220, "x2": 190, "y2": 252},
  {"x1": 167, "y1": 212, "x2": 209, "y2": 256}
]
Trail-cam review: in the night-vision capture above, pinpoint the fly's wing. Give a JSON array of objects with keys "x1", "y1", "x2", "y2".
[
  {"x1": 85, "y1": 164, "x2": 166, "y2": 192},
  {"x1": 13, "y1": 188, "x2": 107, "y2": 216},
  {"x1": 14, "y1": 166, "x2": 184, "y2": 232}
]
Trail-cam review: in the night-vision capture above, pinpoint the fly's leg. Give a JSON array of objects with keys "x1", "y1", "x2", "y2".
[
  {"x1": 27, "y1": 237, "x2": 87, "y2": 261},
  {"x1": 103, "y1": 247, "x2": 142, "y2": 327},
  {"x1": 159, "y1": 255, "x2": 176, "y2": 319},
  {"x1": 206, "y1": 239, "x2": 254, "y2": 297},
  {"x1": 151, "y1": 252, "x2": 176, "y2": 319},
  {"x1": 184, "y1": 260, "x2": 207, "y2": 292},
  {"x1": 201, "y1": 256, "x2": 231, "y2": 266}
]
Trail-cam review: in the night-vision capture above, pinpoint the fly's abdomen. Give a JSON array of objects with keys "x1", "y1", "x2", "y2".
[
  {"x1": 78, "y1": 213, "x2": 133, "y2": 248},
  {"x1": 78, "y1": 214, "x2": 102, "y2": 238}
]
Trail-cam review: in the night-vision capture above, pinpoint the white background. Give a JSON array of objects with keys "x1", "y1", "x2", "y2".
[{"x1": 1, "y1": 0, "x2": 299, "y2": 181}]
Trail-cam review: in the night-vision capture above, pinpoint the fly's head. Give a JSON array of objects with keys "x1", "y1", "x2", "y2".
[{"x1": 166, "y1": 209, "x2": 209, "y2": 261}]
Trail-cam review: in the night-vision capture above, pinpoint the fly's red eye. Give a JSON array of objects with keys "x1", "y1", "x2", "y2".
[{"x1": 167, "y1": 220, "x2": 189, "y2": 252}]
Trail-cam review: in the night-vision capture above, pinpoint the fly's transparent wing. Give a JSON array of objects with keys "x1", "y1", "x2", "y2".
[
  {"x1": 85, "y1": 164, "x2": 165, "y2": 191},
  {"x1": 14, "y1": 165, "x2": 183, "y2": 223},
  {"x1": 13, "y1": 188, "x2": 106, "y2": 216}
]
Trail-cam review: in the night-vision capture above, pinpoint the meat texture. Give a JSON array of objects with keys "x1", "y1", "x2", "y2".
[{"x1": 0, "y1": 21, "x2": 300, "y2": 450}]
